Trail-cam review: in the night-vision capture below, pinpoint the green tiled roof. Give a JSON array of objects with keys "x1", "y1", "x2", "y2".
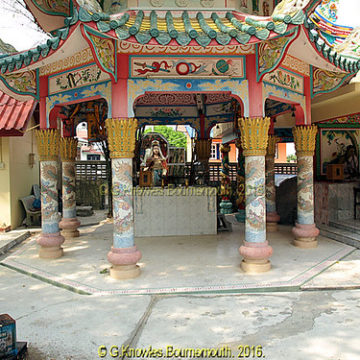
[
  {"x1": 1, "y1": 3, "x2": 359, "y2": 75},
  {"x1": 304, "y1": 17, "x2": 360, "y2": 73},
  {"x1": 78, "y1": 8, "x2": 305, "y2": 47},
  {"x1": 0, "y1": 7, "x2": 305, "y2": 74}
]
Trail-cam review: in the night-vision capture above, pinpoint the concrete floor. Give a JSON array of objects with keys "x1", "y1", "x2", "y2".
[
  {"x1": 1, "y1": 264, "x2": 360, "y2": 360},
  {"x1": 0, "y1": 222, "x2": 355, "y2": 295},
  {"x1": 1, "y1": 218, "x2": 360, "y2": 359}
]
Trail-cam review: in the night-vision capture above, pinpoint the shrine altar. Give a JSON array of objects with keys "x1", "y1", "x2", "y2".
[{"x1": 134, "y1": 187, "x2": 217, "y2": 237}]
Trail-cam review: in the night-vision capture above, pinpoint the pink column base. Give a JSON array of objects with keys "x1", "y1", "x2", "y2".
[
  {"x1": 239, "y1": 241, "x2": 273, "y2": 273},
  {"x1": 37, "y1": 232, "x2": 65, "y2": 259},
  {"x1": 59, "y1": 217, "x2": 81, "y2": 238},
  {"x1": 266, "y1": 212, "x2": 280, "y2": 232},
  {"x1": 292, "y1": 223, "x2": 320, "y2": 248},
  {"x1": 107, "y1": 246, "x2": 142, "y2": 280}
]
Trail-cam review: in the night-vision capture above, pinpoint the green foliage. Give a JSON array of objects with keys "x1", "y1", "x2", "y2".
[
  {"x1": 287, "y1": 154, "x2": 297, "y2": 163},
  {"x1": 144, "y1": 126, "x2": 187, "y2": 148}
]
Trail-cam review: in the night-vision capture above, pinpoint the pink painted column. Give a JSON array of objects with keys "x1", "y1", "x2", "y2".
[
  {"x1": 39, "y1": 76, "x2": 48, "y2": 129},
  {"x1": 238, "y1": 117, "x2": 273, "y2": 273},
  {"x1": 105, "y1": 118, "x2": 141, "y2": 280},
  {"x1": 59, "y1": 138, "x2": 80, "y2": 238},
  {"x1": 36, "y1": 130, "x2": 65, "y2": 259},
  {"x1": 292, "y1": 125, "x2": 320, "y2": 248}
]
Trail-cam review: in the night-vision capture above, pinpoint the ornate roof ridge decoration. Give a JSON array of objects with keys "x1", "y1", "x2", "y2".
[
  {"x1": 302, "y1": 1, "x2": 360, "y2": 74},
  {"x1": 78, "y1": 7, "x2": 305, "y2": 47},
  {"x1": 27, "y1": 0, "x2": 73, "y2": 18},
  {"x1": 2, "y1": 1, "x2": 359, "y2": 79},
  {"x1": 303, "y1": 19, "x2": 360, "y2": 73},
  {"x1": 0, "y1": 69, "x2": 39, "y2": 100},
  {"x1": 0, "y1": 7, "x2": 79, "y2": 76},
  {"x1": 273, "y1": 0, "x2": 314, "y2": 17},
  {"x1": 310, "y1": 65, "x2": 356, "y2": 99},
  {"x1": 81, "y1": 26, "x2": 117, "y2": 82},
  {"x1": 256, "y1": 27, "x2": 300, "y2": 82}
]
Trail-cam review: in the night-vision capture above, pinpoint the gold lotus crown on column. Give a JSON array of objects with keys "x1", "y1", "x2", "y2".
[
  {"x1": 105, "y1": 118, "x2": 138, "y2": 159},
  {"x1": 238, "y1": 117, "x2": 270, "y2": 156},
  {"x1": 60, "y1": 137, "x2": 78, "y2": 161},
  {"x1": 36, "y1": 129, "x2": 60, "y2": 161},
  {"x1": 292, "y1": 125, "x2": 317, "y2": 156},
  {"x1": 266, "y1": 135, "x2": 280, "y2": 157},
  {"x1": 195, "y1": 139, "x2": 211, "y2": 161}
]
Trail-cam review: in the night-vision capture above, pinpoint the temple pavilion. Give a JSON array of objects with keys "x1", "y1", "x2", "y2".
[{"x1": 0, "y1": 0, "x2": 359, "y2": 279}]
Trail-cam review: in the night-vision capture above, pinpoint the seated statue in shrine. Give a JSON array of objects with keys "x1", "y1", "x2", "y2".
[{"x1": 142, "y1": 140, "x2": 168, "y2": 186}]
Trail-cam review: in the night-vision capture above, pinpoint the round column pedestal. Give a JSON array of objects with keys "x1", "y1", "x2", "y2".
[
  {"x1": 37, "y1": 232, "x2": 65, "y2": 259},
  {"x1": 59, "y1": 218, "x2": 80, "y2": 239},
  {"x1": 239, "y1": 241, "x2": 273, "y2": 273},
  {"x1": 107, "y1": 246, "x2": 142, "y2": 280},
  {"x1": 266, "y1": 212, "x2": 280, "y2": 232},
  {"x1": 110, "y1": 265, "x2": 141, "y2": 280},
  {"x1": 292, "y1": 223, "x2": 319, "y2": 248},
  {"x1": 241, "y1": 259, "x2": 271, "y2": 273}
]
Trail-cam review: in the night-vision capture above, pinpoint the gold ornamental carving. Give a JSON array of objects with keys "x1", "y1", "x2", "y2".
[
  {"x1": 60, "y1": 137, "x2": 78, "y2": 161},
  {"x1": 266, "y1": 135, "x2": 280, "y2": 157},
  {"x1": 238, "y1": 117, "x2": 270, "y2": 156},
  {"x1": 106, "y1": 118, "x2": 138, "y2": 159},
  {"x1": 292, "y1": 125, "x2": 317, "y2": 156},
  {"x1": 36, "y1": 129, "x2": 60, "y2": 161},
  {"x1": 195, "y1": 139, "x2": 211, "y2": 161}
]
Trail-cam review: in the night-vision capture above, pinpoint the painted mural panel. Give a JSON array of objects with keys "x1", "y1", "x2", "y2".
[
  {"x1": 320, "y1": 128, "x2": 359, "y2": 179},
  {"x1": 130, "y1": 57, "x2": 244, "y2": 78},
  {"x1": 49, "y1": 64, "x2": 110, "y2": 95},
  {"x1": 263, "y1": 68, "x2": 304, "y2": 94}
]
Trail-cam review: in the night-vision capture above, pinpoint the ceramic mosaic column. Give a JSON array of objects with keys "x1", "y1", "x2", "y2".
[
  {"x1": 36, "y1": 130, "x2": 65, "y2": 259},
  {"x1": 266, "y1": 135, "x2": 280, "y2": 232},
  {"x1": 235, "y1": 139, "x2": 246, "y2": 223},
  {"x1": 238, "y1": 117, "x2": 272, "y2": 273},
  {"x1": 195, "y1": 139, "x2": 211, "y2": 185},
  {"x1": 219, "y1": 144, "x2": 232, "y2": 214},
  {"x1": 292, "y1": 125, "x2": 319, "y2": 248},
  {"x1": 105, "y1": 118, "x2": 141, "y2": 280},
  {"x1": 59, "y1": 138, "x2": 80, "y2": 238}
]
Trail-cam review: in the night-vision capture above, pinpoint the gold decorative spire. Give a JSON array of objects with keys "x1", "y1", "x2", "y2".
[
  {"x1": 292, "y1": 125, "x2": 317, "y2": 156},
  {"x1": 60, "y1": 137, "x2": 78, "y2": 161},
  {"x1": 238, "y1": 117, "x2": 270, "y2": 156},
  {"x1": 36, "y1": 129, "x2": 60, "y2": 161},
  {"x1": 106, "y1": 118, "x2": 138, "y2": 158},
  {"x1": 266, "y1": 135, "x2": 280, "y2": 157},
  {"x1": 195, "y1": 139, "x2": 211, "y2": 161}
]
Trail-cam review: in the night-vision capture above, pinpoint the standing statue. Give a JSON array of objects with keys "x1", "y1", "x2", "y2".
[
  {"x1": 142, "y1": 140, "x2": 168, "y2": 186},
  {"x1": 219, "y1": 144, "x2": 233, "y2": 214}
]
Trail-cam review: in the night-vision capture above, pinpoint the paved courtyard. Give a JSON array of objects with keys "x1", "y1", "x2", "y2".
[{"x1": 1, "y1": 218, "x2": 360, "y2": 359}]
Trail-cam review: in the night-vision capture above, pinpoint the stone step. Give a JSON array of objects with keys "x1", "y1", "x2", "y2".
[
  {"x1": 319, "y1": 225, "x2": 360, "y2": 249},
  {"x1": 329, "y1": 220, "x2": 360, "y2": 235}
]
